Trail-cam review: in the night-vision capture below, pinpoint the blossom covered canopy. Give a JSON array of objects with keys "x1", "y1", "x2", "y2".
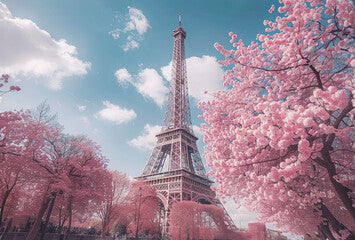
[{"x1": 200, "y1": 0, "x2": 354, "y2": 236}]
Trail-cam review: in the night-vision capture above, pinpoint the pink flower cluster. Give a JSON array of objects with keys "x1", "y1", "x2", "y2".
[
  {"x1": 1, "y1": 74, "x2": 21, "y2": 95},
  {"x1": 10, "y1": 85, "x2": 21, "y2": 91}
]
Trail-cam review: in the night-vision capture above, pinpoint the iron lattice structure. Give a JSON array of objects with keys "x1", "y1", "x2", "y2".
[
  {"x1": 137, "y1": 18, "x2": 236, "y2": 235},
  {"x1": 162, "y1": 20, "x2": 192, "y2": 134}
]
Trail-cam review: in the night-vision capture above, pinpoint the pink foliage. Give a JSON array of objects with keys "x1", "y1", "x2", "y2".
[
  {"x1": 0, "y1": 104, "x2": 109, "y2": 240},
  {"x1": 96, "y1": 170, "x2": 131, "y2": 235},
  {"x1": 199, "y1": 226, "x2": 214, "y2": 240},
  {"x1": 125, "y1": 181, "x2": 160, "y2": 237},
  {"x1": 200, "y1": 0, "x2": 354, "y2": 237},
  {"x1": 0, "y1": 111, "x2": 35, "y2": 224},
  {"x1": 169, "y1": 201, "x2": 235, "y2": 240},
  {"x1": 248, "y1": 223, "x2": 267, "y2": 240}
]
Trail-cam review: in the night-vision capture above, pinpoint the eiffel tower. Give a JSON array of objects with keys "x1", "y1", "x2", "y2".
[{"x1": 137, "y1": 15, "x2": 236, "y2": 235}]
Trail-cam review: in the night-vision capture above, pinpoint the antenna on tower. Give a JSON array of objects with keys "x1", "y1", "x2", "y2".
[{"x1": 178, "y1": 13, "x2": 181, "y2": 26}]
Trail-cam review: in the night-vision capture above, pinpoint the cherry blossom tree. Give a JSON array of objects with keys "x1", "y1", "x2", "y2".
[
  {"x1": 248, "y1": 223, "x2": 267, "y2": 240},
  {"x1": 0, "y1": 110, "x2": 52, "y2": 240},
  {"x1": 169, "y1": 201, "x2": 237, "y2": 240},
  {"x1": 125, "y1": 181, "x2": 159, "y2": 239},
  {"x1": 27, "y1": 134, "x2": 108, "y2": 240},
  {"x1": 50, "y1": 190, "x2": 100, "y2": 235},
  {"x1": 20, "y1": 104, "x2": 108, "y2": 240},
  {"x1": 200, "y1": 0, "x2": 354, "y2": 238},
  {"x1": 51, "y1": 193, "x2": 71, "y2": 231},
  {"x1": 61, "y1": 136, "x2": 108, "y2": 240},
  {"x1": 97, "y1": 170, "x2": 131, "y2": 236},
  {"x1": 0, "y1": 111, "x2": 35, "y2": 231},
  {"x1": 169, "y1": 201, "x2": 199, "y2": 240},
  {"x1": 0, "y1": 188, "x2": 20, "y2": 227},
  {"x1": 198, "y1": 227, "x2": 214, "y2": 240},
  {"x1": 0, "y1": 101, "x2": 111, "y2": 239}
]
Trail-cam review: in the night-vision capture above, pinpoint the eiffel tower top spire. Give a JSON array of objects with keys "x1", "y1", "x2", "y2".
[{"x1": 161, "y1": 16, "x2": 192, "y2": 134}]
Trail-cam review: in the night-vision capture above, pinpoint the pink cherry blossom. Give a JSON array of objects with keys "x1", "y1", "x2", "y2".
[{"x1": 269, "y1": 5, "x2": 275, "y2": 14}]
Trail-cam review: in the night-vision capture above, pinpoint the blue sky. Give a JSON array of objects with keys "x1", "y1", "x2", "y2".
[{"x1": 0, "y1": 0, "x2": 300, "y2": 233}]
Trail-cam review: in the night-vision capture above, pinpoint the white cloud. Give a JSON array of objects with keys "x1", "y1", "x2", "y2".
[
  {"x1": 114, "y1": 68, "x2": 168, "y2": 107},
  {"x1": 187, "y1": 56, "x2": 224, "y2": 101},
  {"x1": 97, "y1": 101, "x2": 136, "y2": 125},
  {"x1": 161, "y1": 62, "x2": 172, "y2": 82},
  {"x1": 116, "y1": 55, "x2": 222, "y2": 106},
  {"x1": 192, "y1": 125, "x2": 204, "y2": 139},
  {"x1": 136, "y1": 68, "x2": 168, "y2": 107},
  {"x1": 123, "y1": 39, "x2": 139, "y2": 52},
  {"x1": 126, "y1": 6, "x2": 150, "y2": 35},
  {"x1": 109, "y1": 6, "x2": 150, "y2": 52},
  {"x1": 0, "y1": 3, "x2": 11, "y2": 18},
  {"x1": 109, "y1": 28, "x2": 120, "y2": 39},
  {"x1": 78, "y1": 105, "x2": 86, "y2": 112},
  {"x1": 128, "y1": 124, "x2": 161, "y2": 151},
  {"x1": 82, "y1": 116, "x2": 89, "y2": 124},
  {"x1": 115, "y1": 55, "x2": 222, "y2": 106},
  {"x1": 115, "y1": 68, "x2": 133, "y2": 85},
  {"x1": 161, "y1": 55, "x2": 224, "y2": 101},
  {"x1": 0, "y1": 3, "x2": 91, "y2": 90},
  {"x1": 124, "y1": 21, "x2": 135, "y2": 32}
]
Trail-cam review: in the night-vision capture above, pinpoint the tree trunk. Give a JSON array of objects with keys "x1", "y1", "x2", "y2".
[
  {"x1": 0, "y1": 190, "x2": 10, "y2": 233},
  {"x1": 318, "y1": 223, "x2": 336, "y2": 240},
  {"x1": 318, "y1": 201, "x2": 354, "y2": 239},
  {"x1": 317, "y1": 226, "x2": 327, "y2": 240},
  {"x1": 101, "y1": 204, "x2": 110, "y2": 237},
  {"x1": 328, "y1": 169, "x2": 355, "y2": 220},
  {"x1": 64, "y1": 196, "x2": 73, "y2": 240},
  {"x1": 0, "y1": 172, "x2": 19, "y2": 232},
  {"x1": 0, "y1": 218, "x2": 12, "y2": 240},
  {"x1": 319, "y1": 97, "x2": 355, "y2": 221},
  {"x1": 58, "y1": 206, "x2": 63, "y2": 235},
  {"x1": 40, "y1": 193, "x2": 57, "y2": 240},
  {"x1": 135, "y1": 189, "x2": 142, "y2": 240},
  {"x1": 25, "y1": 195, "x2": 52, "y2": 240},
  {"x1": 58, "y1": 203, "x2": 68, "y2": 236},
  {"x1": 320, "y1": 148, "x2": 355, "y2": 221}
]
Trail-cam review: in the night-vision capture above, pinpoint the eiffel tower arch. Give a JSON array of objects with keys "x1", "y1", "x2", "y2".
[{"x1": 136, "y1": 16, "x2": 236, "y2": 236}]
